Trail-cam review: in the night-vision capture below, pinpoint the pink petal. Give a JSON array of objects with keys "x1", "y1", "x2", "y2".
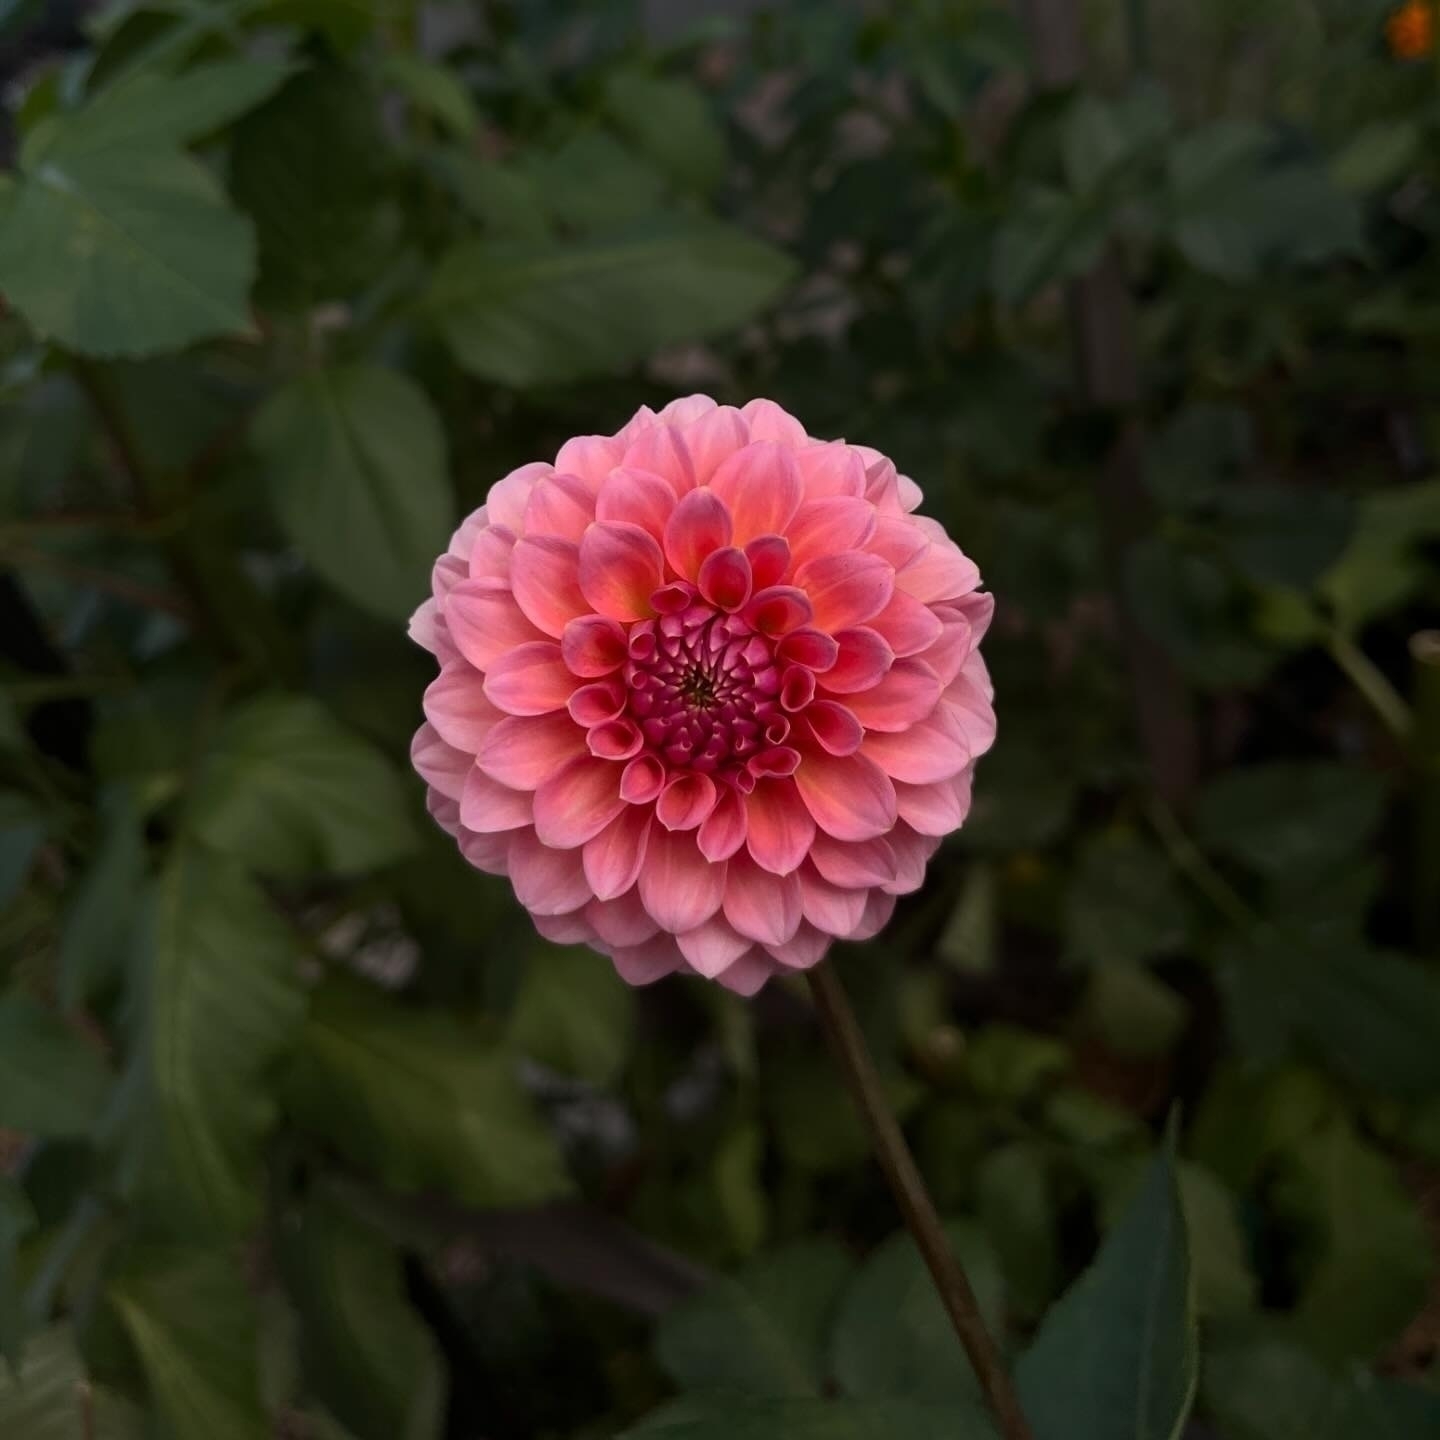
[
  {"x1": 710, "y1": 442, "x2": 803, "y2": 544},
  {"x1": 458, "y1": 824, "x2": 509, "y2": 871},
  {"x1": 895, "y1": 534, "x2": 981, "y2": 604},
  {"x1": 698, "y1": 787, "x2": 747, "y2": 861},
  {"x1": 658, "y1": 394, "x2": 717, "y2": 426},
  {"x1": 713, "y1": 948, "x2": 776, "y2": 995},
  {"x1": 638, "y1": 826, "x2": 726, "y2": 932},
  {"x1": 852, "y1": 889, "x2": 897, "y2": 940},
  {"x1": 897, "y1": 474, "x2": 924, "y2": 511},
  {"x1": 722, "y1": 852, "x2": 802, "y2": 945},
  {"x1": 884, "y1": 825, "x2": 940, "y2": 895},
  {"x1": 486, "y1": 462, "x2": 551, "y2": 531},
  {"x1": 797, "y1": 865, "x2": 870, "y2": 936},
  {"x1": 523, "y1": 472, "x2": 596, "y2": 541},
  {"x1": 787, "y1": 497, "x2": 878, "y2": 571},
  {"x1": 740, "y1": 398, "x2": 807, "y2": 446},
  {"x1": 795, "y1": 441, "x2": 866, "y2": 499},
  {"x1": 468, "y1": 525, "x2": 515, "y2": 583},
  {"x1": 863, "y1": 457, "x2": 902, "y2": 513},
  {"x1": 554, "y1": 434, "x2": 622, "y2": 483},
  {"x1": 621, "y1": 427, "x2": 694, "y2": 493},
  {"x1": 748, "y1": 746, "x2": 801, "y2": 778},
  {"x1": 794, "y1": 751, "x2": 897, "y2": 841},
  {"x1": 744, "y1": 535, "x2": 791, "y2": 591},
  {"x1": 862, "y1": 705, "x2": 970, "y2": 784},
  {"x1": 794, "y1": 551, "x2": 894, "y2": 633},
  {"x1": 620, "y1": 755, "x2": 665, "y2": 804},
  {"x1": 508, "y1": 828, "x2": 593, "y2": 914},
  {"x1": 476, "y1": 712, "x2": 587, "y2": 790},
  {"x1": 578, "y1": 521, "x2": 665, "y2": 621},
  {"x1": 923, "y1": 615, "x2": 974, "y2": 686},
  {"x1": 510, "y1": 535, "x2": 589, "y2": 637},
  {"x1": 744, "y1": 777, "x2": 816, "y2": 876},
  {"x1": 483, "y1": 642, "x2": 576, "y2": 716},
  {"x1": 895, "y1": 776, "x2": 971, "y2": 836},
  {"x1": 781, "y1": 666, "x2": 816, "y2": 713},
  {"x1": 588, "y1": 718, "x2": 644, "y2": 760},
  {"x1": 664, "y1": 488, "x2": 733, "y2": 581},
  {"x1": 567, "y1": 679, "x2": 626, "y2": 727},
  {"x1": 763, "y1": 923, "x2": 831, "y2": 971},
  {"x1": 461, "y1": 765, "x2": 533, "y2": 832},
  {"x1": 677, "y1": 915, "x2": 752, "y2": 978},
  {"x1": 561, "y1": 614, "x2": 628, "y2": 677},
  {"x1": 868, "y1": 515, "x2": 929, "y2": 570},
  {"x1": 587, "y1": 889, "x2": 659, "y2": 947},
  {"x1": 411, "y1": 722, "x2": 470, "y2": 802},
  {"x1": 612, "y1": 935, "x2": 684, "y2": 986},
  {"x1": 582, "y1": 805, "x2": 652, "y2": 901},
  {"x1": 596, "y1": 466, "x2": 677, "y2": 541},
  {"x1": 656, "y1": 772, "x2": 719, "y2": 831},
  {"x1": 445, "y1": 579, "x2": 547, "y2": 668},
  {"x1": 823, "y1": 628, "x2": 894, "y2": 693},
  {"x1": 409, "y1": 597, "x2": 443, "y2": 656},
  {"x1": 533, "y1": 755, "x2": 626, "y2": 848},
  {"x1": 868, "y1": 589, "x2": 943, "y2": 658},
  {"x1": 956, "y1": 591, "x2": 996, "y2": 646},
  {"x1": 697, "y1": 547, "x2": 753, "y2": 612},
  {"x1": 801, "y1": 700, "x2": 863, "y2": 756},
  {"x1": 809, "y1": 833, "x2": 897, "y2": 889},
  {"x1": 841, "y1": 658, "x2": 942, "y2": 732},
  {"x1": 776, "y1": 628, "x2": 838, "y2": 672},
  {"x1": 616, "y1": 404, "x2": 659, "y2": 442},
  {"x1": 682, "y1": 405, "x2": 749, "y2": 484},
  {"x1": 447, "y1": 509, "x2": 488, "y2": 563},
  {"x1": 424, "y1": 667, "x2": 505, "y2": 751},
  {"x1": 743, "y1": 586, "x2": 813, "y2": 637},
  {"x1": 533, "y1": 911, "x2": 595, "y2": 945}
]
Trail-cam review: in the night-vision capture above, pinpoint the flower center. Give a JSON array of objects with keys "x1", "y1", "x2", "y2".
[{"x1": 625, "y1": 600, "x2": 787, "y2": 786}]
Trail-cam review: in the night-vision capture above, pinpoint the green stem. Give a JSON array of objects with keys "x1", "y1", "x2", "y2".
[
  {"x1": 1328, "y1": 628, "x2": 1413, "y2": 742},
  {"x1": 806, "y1": 963, "x2": 1035, "y2": 1440}
]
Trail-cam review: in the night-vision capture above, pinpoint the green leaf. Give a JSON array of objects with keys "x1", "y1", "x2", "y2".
[
  {"x1": 1331, "y1": 119, "x2": 1420, "y2": 195},
  {"x1": 283, "y1": 1188, "x2": 444, "y2": 1440},
  {"x1": 623, "y1": 1396, "x2": 998, "y2": 1439},
  {"x1": 508, "y1": 943, "x2": 635, "y2": 1085},
  {"x1": 109, "y1": 1249, "x2": 267, "y2": 1440},
  {"x1": 0, "y1": 139, "x2": 254, "y2": 356},
  {"x1": 431, "y1": 149, "x2": 549, "y2": 239},
  {"x1": 831, "y1": 1223, "x2": 1004, "y2": 1400},
  {"x1": 1174, "y1": 1163, "x2": 1255, "y2": 1320},
  {"x1": 975, "y1": 1143, "x2": 1058, "y2": 1317},
  {"x1": 25, "y1": 58, "x2": 296, "y2": 157},
  {"x1": 991, "y1": 186, "x2": 1109, "y2": 305},
  {"x1": 1271, "y1": 1119, "x2": 1428, "y2": 1362},
  {"x1": 657, "y1": 1240, "x2": 854, "y2": 1399},
  {"x1": 252, "y1": 365, "x2": 453, "y2": 620},
  {"x1": 0, "y1": 987, "x2": 111, "y2": 1137},
  {"x1": 380, "y1": 52, "x2": 477, "y2": 137},
  {"x1": 1321, "y1": 480, "x2": 1440, "y2": 633},
  {"x1": 521, "y1": 130, "x2": 667, "y2": 233},
  {"x1": 601, "y1": 70, "x2": 727, "y2": 194},
  {"x1": 228, "y1": 65, "x2": 391, "y2": 308},
  {"x1": 1062, "y1": 86, "x2": 1171, "y2": 194},
  {"x1": 0, "y1": 791, "x2": 49, "y2": 909},
  {"x1": 1017, "y1": 1144, "x2": 1196, "y2": 1440},
  {"x1": 1213, "y1": 485, "x2": 1354, "y2": 590},
  {"x1": 1195, "y1": 762, "x2": 1385, "y2": 876},
  {"x1": 1063, "y1": 831, "x2": 1190, "y2": 969},
  {"x1": 1142, "y1": 403, "x2": 1253, "y2": 511},
  {"x1": 427, "y1": 217, "x2": 795, "y2": 387},
  {"x1": 964, "y1": 1025, "x2": 1069, "y2": 1104},
  {"x1": 59, "y1": 788, "x2": 146, "y2": 1011},
  {"x1": 0, "y1": 1175, "x2": 36, "y2": 1372},
  {"x1": 131, "y1": 848, "x2": 306, "y2": 1231},
  {"x1": 186, "y1": 694, "x2": 418, "y2": 878},
  {"x1": 1077, "y1": 962, "x2": 1188, "y2": 1062},
  {"x1": 0, "y1": 1326, "x2": 146, "y2": 1439},
  {"x1": 283, "y1": 975, "x2": 570, "y2": 1208},
  {"x1": 1204, "y1": 1334, "x2": 1440, "y2": 1440}
]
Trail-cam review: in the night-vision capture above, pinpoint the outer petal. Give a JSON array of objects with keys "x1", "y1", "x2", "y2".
[
  {"x1": 445, "y1": 579, "x2": 547, "y2": 669},
  {"x1": 411, "y1": 722, "x2": 470, "y2": 802},
  {"x1": 621, "y1": 427, "x2": 694, "y2": 493},
  {"x1": 895, "y1": 774, "x2": 972, "y2": 836},
  {"x1": 612, "y1": 936, "x2": 684, "y2": 986},
  {"x1": 698, "y1": 787, "x2": 747, "y2": 862},
  {"x1": 710, "y1": 442, "x2": 803, "y2": 544},
  {"x1": 533, "y1": 756, "x2": 626, "y2": 848},
  {"x1": 713, "y1": 949, "x2": 775, "y2": 995},
  {"x1": 794, "y1": 751, "x2": 897, "y2": 841},
  {"x1": 583, "y1": 805, "x2": 653, "y2": 901},
  {"x1": 895, "y1": 533, "x2": 981, "y2": 603},
  {"x1": 587, "y1": 889, "x2": 660, "y2": 947},
  {"x1": 744, "y1": 777, "x2": 816, "y2": 876},
  {"x1": 485, "y1": 462, "x2": 550, "y2": 531},
  {"x1": 763, "y1": 923, "x2": 831, "y2": 970},
  {"x1": 794, "y1": 441, "x2": 866, "y2": 499},
  {"x1": 797, "y1": 864, "x2": 870, "y2": 936},
  {"x1": 461, "y1": 765, "x2": 533, "y2": 833},
  {"x1": 508, "y1": 828, "x2": 593, "y2": 915},
  {"x1": 554, "y1": 434, "x2": 622, "y2": 483},
  {"x1": 677, "y1": 915, "x2": 752, "y2": 978},
  {"x1": 722, "y1": 853, "x2": 802, "y2": 946},
  {"x1": 483, "y1": 643, "x2": 576, "y2": 716},
  {"x1": 841, "y1": 658, "x2": 942, "y2": 732},
  {"x1": 863, "y1": 704, "x2": 971, "y2": 784},
  {"x1": 637, "y1": 826, "x2": 726, "y2": 933},
  {"x1": 786, "y1": 497, "x2": 877, "y2": 571},
  {"x1": 808, "y1": 833, "x2": 897, "y2": 889},
  {"x1": 524, "y1": 472, "x2": 595, "y2": 541},
  {"x1": 740, "y1": 397, "x2": 807, "y2": 446},
  {"x1": 596, "y1": 467, "x2": 677, "y2": 541},
  {"x1": 510, "y1": 536, "x2": 589, "y2": 637},
  {"x1": 868, "y1": 589, "x2": 943, "y2": 658},
  {"x1": 424, "y1": 667, "x2": 505, "y2": 751},
  {"x1": 476, "y1": 711, "x2": 587, "y2": 789},
  {"x1": 579, "y1": 522, "x2": 665, "y2": 621},
  {"x1": 794, "y1": 552, "x2": 894, "y2": 633},
  {"x1": 682, "y1": 405, "x2": 749, "y2": 484}
]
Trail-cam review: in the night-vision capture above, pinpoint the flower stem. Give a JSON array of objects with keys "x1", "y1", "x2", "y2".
[
  {"x1": 806, "y1": 963, "x2": 1036, "y2": 1440},
  {"x1": 1328, "y1": 628, "x2": 1414, "y2": 743}
]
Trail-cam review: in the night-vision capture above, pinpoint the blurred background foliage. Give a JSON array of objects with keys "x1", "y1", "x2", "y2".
[{"x1": 1, "y1": 0, "x2": 1440, "y2": 1436}]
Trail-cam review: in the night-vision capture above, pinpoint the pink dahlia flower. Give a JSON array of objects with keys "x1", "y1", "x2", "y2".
[{"x1": 410, "y1": 396, "x2": 995, "y2": 996}]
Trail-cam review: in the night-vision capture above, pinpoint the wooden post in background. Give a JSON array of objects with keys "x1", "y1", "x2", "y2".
[{"x1": 1019, "y1": 0, "x2": 1199, "y2": 808}]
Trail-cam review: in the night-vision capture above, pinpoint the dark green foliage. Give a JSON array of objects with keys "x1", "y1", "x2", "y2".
[{"x1": 1, "y1": 2, "x2": 1438, "y2": 1438}]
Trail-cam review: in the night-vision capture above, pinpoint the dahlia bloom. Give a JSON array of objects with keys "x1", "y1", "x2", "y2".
[{"x1": 410, "y1": 396, "x2": 995, "y2": 995}]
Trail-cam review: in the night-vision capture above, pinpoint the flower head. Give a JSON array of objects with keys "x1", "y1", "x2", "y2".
[
  {"x1": 1387, "y1": 0, "x2": 1435, "y2": 59},
  {"x1": 410, "y1": 396, "x2": 994, "y2": 995}
]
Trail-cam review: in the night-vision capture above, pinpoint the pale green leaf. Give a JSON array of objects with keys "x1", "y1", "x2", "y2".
[
  {"x1": 1017, "y1": 1145, "x2": 1196, "y2": 1440},
  {"x1": 252, "y1": 364, "x2": 453, "y2": 620},
  {"x1": 131, "y1": 848, "x2": 306, "y2": 1231},
  {"x1": 186, "y1": 694, "x2": 418, "y2": 878},
  {"x1": 283, "y1": 976, "x2": 570, "y2": 1208},
  {"x1": 0, "y1": 987, "x2": 111, "y2": 1137},
  {"x1": 601, "y1": 70, "x2": 726, "y2": 194},
  {"x1": 508, "y1": 944, "x2": 635, "y2": 1085},
  {"x1": 0, "y1": 1326, "x2": 146, "y2": 1439},
  {"x1": 381, "y1": 53, "x2": 477, "y2": 138},
  {"x1": 427, "y1": 218, "x2": 795, "y2": 387}
]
